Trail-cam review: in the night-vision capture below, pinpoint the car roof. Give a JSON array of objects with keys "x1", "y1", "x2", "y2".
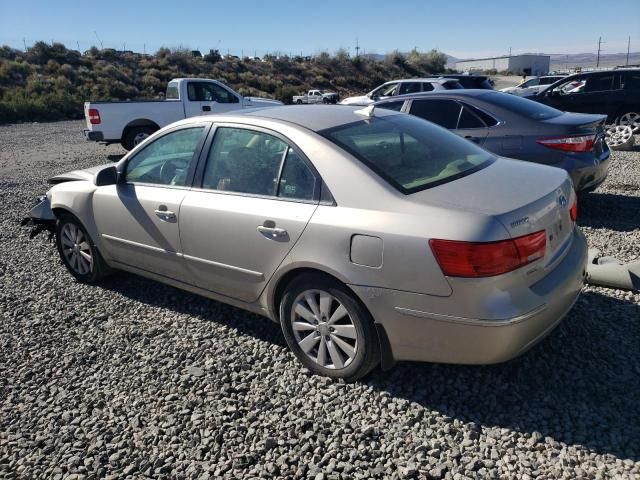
[
  {"x1": 375, "y1": 89, "x2": 495, "y2": 103},
  {"x1": 384, "y1": 78, "x2": 458, "y2": 84},
  {"x1": 177, "y1": 105, "x2": 403, "y2": 132}
]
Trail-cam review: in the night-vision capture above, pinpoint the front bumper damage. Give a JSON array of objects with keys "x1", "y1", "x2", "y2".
[{"x1": 21, "y1": 196, "x2": 56, "y2": 240}]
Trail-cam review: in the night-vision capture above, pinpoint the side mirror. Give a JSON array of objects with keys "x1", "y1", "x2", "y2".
[{"x1": 94, "y1": 166, "x2": 119, "y2": 186}]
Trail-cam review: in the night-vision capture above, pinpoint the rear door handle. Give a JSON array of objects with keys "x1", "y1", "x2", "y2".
[
  {"x1": 257, "y1": 225, "x2": 288, "y2": 241},
  {"x1": 202, "y1": 105, "x2": 211, "y2": 112}
]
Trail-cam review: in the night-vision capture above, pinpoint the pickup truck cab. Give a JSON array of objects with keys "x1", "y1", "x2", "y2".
[
  {"x1": 84, "y1": 78, "x2": 282, "y2": 150},
  {"x1": 292, "y1": 89, "x2": 339, "y2": 104}
]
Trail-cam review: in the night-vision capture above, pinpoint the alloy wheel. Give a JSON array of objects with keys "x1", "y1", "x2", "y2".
[
  {"x1": 618, "y1": 112, "x2": 640, "y2": 133},
  {"x1": 290, "y1": 289, "x2": 358, "y2": 369},
  {"x1": 605, "y1": 125, "x2": 635, "y2": 150},
  {"x1": 60, "y1": 223, "x2": 93, "y2": 275}
]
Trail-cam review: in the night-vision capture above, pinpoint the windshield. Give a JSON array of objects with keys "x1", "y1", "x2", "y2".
[
  {"x1": 321, "y1": 114, "x2": 494, "y2": 194},
  {"x1": 484, "y1": 91, "x2": 563, "y2": 120},
  {"x1": 370, "y1": 83, "x2": 398, "y2": 98}
]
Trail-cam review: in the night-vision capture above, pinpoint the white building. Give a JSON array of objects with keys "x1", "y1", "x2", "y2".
[{"x1": 456, "y1": 54, "x2": 551, "y2": 76}]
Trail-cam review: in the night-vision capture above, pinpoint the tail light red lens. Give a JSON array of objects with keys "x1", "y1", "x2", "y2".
[
  {"x1": 569, "y1": 198, "x2": 578, "y2": 222},
  {"x1": 88, "y1": 108, "x2": 101, "y2": 125},
  {"x1": 429, "y1": 231, "x2": 546, "y2": 278},
  {"x1": 536, "y1": 134, "x2": 595, "y2": 153}
]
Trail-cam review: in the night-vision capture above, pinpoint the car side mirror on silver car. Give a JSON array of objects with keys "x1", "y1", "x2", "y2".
[{"x1": 94, "y1": 166, "x2": 119, "y2": 186}]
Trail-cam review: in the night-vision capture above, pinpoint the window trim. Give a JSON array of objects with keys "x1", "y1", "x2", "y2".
[
  {"x1": 121, "y1": 123, "x2": 211, "y2": 189},
  {"x1": 191, "y1": 122, "x2": 328, "y2": 205}
]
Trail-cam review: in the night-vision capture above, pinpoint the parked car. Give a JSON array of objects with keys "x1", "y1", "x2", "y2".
[
  {"x1": 432, "y1": 74, "x2": 494, "y2": 90},
  {"x1": 83, "y1": 78, "x2": 283, "y2": 150},
  {"x1": 339, "y1": 78, "x2": 462, "y2": 106},
  {"x1": 532, "y1": 69, "x2": 640, "y2": 133},
  {"x1": 24, "y1": 105, "x2": 586, "y2": 381},
  {"x1": 293, "y1": 89, "x2": 339, "y2": 104},
  {"x1": 375, "y1": 90, "x2": 610, "y2": 192},
  {"x1": 501, "y1": 75, "x2": 566, "y2": 97}
]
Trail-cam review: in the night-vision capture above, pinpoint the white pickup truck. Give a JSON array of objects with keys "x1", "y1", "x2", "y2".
[
  {"x1": 83, "y1": 78, "x2": 282, "y2": 150},
  {"x1": 292, "y1": 89, "x2": 339, "y2": 105}
]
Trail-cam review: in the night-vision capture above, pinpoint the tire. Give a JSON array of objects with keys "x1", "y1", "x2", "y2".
[
  {"x1": 605, "y1": 125, "x2": 636, "y2": 151},
  {"x1": 280, "y1": 273, "x2": 380, "y2": 381},
  {"x1": 121, "y1": 126, "x2": 156, "y2": 151},
  {"x1": 322, "y1": 97, "x2": 330, "y2": 104},
  {"x1": 55, "y1": 214, "x2": 111, "y2": 284},
  {"x1": 296, "y1": 99, "x2": 303, "y2": 105},
  {"x1": 616, "y1": 111, "x2": 640, "y2": 134}
]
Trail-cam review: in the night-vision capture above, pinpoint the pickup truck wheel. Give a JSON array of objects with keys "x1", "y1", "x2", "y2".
[
  {"x1": 122, "y1": 126, "x2": 156, "y2": 151},
  {"x1": 322, "y1": 97, "x2": 330, "y2": 104},
  {"x1": 296, "y1": 99, "x2": 303, "y2": 104}
]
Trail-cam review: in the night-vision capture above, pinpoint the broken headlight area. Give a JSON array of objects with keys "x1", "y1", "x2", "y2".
[{"x1": 21, "y1": 195, "x2": 56, "y2": 240}]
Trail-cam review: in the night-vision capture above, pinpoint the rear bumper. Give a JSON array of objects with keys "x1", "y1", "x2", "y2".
[
  {"x1": 567, "y1": 154, "x2": 610, "y2": 192},
  {"x1": 350, "y1": 228, "x2": 588, "y2": 364},
  {"x1": 82, "y1": 129, "x2": 104, "y2": 142}
]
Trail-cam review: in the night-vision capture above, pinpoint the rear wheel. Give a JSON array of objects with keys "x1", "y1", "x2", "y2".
[
  {"x1": 296, "y1": 99, "x2": 303, "y2": 104},
  {"x1": 616, "y1": 111, "x2": 640, "y2": 134},
  {"x1": 122, "y1": 126, "x2": 156, "y2": 151},
  {"x1": 280, "y1": 274, "x2": 379, "y2": 381},
  {"x1": 55, "y1": 214, "x2": 111, "y2": 283}
]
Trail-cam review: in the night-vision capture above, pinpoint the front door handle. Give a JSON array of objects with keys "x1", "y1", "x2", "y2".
[
  {"x1": 202, "y1": 105, "x2": 211, "y2": 112},
  {"x1": 154, "y1": 208, "x2": 176, "y2": 221},
  {"x1": 257, "y1": 225, "x2": 289, "y2": 241}
]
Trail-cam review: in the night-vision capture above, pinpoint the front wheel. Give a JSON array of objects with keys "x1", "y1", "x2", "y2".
[
  {"x1": 55, "y1": 214, "x2": 111, "y2": 283},
  {"x1": 280, "y1": 274, "x2": 380, "y2": 381}
]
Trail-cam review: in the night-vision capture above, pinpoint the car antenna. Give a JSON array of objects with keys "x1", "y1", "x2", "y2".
[{"x1": 354, "y1": 104, "x2": 375, "y2": 118}]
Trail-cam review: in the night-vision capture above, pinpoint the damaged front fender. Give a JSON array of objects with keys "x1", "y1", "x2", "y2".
[{"x1": 21, "y1": 196, "x2": 57, "y2": 240}]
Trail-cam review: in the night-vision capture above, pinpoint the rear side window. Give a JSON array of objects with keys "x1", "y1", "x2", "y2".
[
  {"x1": 457, "y1": 107, "x2": 485, "y2": 129},
  {"x1": 410, "y1": 99, "x2": 461, "y2": 129},
  {"x1": 622, "y1": 73, "x2": 640, "y2": 90},
  {"x1": 483, "y1": 92, "x2": 562, "y2": 120},
  {"x1": 166, "y1": 84, "x2": 179, "y2": 100},
  {"x1": 421, "y1": 83, "x2": 435, "y2": 92},
  {"x1": 321, "y1": 114, "x2": 494, "y2": 194},
  {"x1": 278, "y1": 148, "x2": 317, "y2": 200},
  {"x1": 399, "y1": 82, "x2": 421, "y2": 95},
  {"x1": 377, "y1": 101, "x2": 404, "y2": 112},
  {"x1": 443, "y1": 81, "x2": 464, "y2": 90},
  {"x1": 202, "y1": 128, "x2": 287, "y2": 196},
  {"x1": 584, "y1": 75, "x2": 614, "y2": 92}
]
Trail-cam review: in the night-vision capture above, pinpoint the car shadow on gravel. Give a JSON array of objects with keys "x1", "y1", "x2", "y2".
[
  {"x1": 98, "y1": 274, "x2": 639, "y2": 460},
  {"x1": 579, "y1": 191, "x2": 640, "y2": 232},
  {"x1": 365, "y1": 291, "x2": 640, "y2": 461}
]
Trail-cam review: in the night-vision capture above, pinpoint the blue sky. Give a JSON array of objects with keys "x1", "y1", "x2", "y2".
[{"x1": 2, "y1": 0, "x2": 639, "y2": 58}]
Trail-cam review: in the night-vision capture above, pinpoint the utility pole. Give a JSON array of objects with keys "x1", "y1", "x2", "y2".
[
  {"x1": 144, "y1": 43, "x2": 146, "y2": 54},
  {"x1": 77, "y1": 40, "x2": 80, "y2": 51},
  {"x1": 509, "y1": 47, "x2": 511, "y2": 57},
  {"x1": 355, "y1": 38, "x2": 360, "y2": 58},
  {"x1": 22, "y1": 38, "x2": 27, "y2": 50},
  {"x1": 596, "y1": 36, "x2": 602, "y2": 68},
  {"x1": 93, "y1": 30, "x2": 103, "y2": 49},
  {"x1": 626, "y1": 36, "x2": 631, "y2": 66}
]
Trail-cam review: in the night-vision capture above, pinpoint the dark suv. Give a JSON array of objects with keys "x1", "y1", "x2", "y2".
[{"x1": 533, "y1": 69, "x2": 640, "y2": 132}]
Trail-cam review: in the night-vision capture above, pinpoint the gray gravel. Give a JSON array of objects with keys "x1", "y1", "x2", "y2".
[{"x1": 1, "y1": 120, "x2": 639, "y2": 479}]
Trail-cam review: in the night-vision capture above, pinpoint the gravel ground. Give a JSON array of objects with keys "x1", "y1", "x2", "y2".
[{"x1": 1, "y1": 121, "x2": 639, "y2": 479}]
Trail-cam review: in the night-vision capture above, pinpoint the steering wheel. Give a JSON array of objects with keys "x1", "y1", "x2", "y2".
[{"x1": 159, "y1": 161, "x2": 178, "y2": 184}]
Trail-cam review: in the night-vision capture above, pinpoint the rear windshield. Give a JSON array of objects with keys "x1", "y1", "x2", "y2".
[
  {"x1": 166, "y1": 83, "x2": 180, "y2": 100},
  {"x1": 484, "y1": 91, "x2": 562, "y2": 119},
  {"x1": 321, "y1": 113, "x2": 494, "y2": 194}
]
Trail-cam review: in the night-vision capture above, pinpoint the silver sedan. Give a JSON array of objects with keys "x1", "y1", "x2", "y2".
[{"x1": 25, "y1": 105, "x2": 587, "y2": 381}]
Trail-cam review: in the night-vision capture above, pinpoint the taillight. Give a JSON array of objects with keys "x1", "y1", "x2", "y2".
[
  {"x1": 429, "y1": 231, "x2": 546, "y2": 278},
  {"x1": 88, "y1": 108, "x2": 101, "y2": 125},
  {"x1": 569, "y1": 198, "x2": 578, "y2": 222},
  {"x1": 536, "y1": 134, "x2": 595, "y2": 153}
]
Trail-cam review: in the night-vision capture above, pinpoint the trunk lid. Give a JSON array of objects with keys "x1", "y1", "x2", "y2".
[{"x1": 412, "y1": 158, "x2": 576, "y2": 272}]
